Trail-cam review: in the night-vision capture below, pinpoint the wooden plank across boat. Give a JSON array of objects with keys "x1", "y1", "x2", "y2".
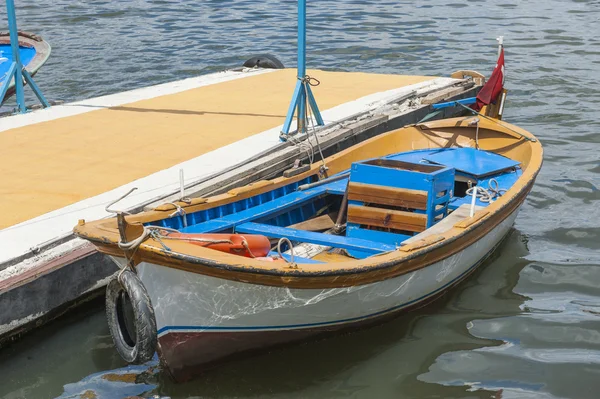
[
  {"x1": 0, "y1": 31, "x2": 51, "y2": 103},
  {"x1": 74, "y1": 115, "x2": 543, "y2": 381}
]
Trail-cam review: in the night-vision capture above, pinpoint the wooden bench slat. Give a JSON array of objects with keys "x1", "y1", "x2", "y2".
[
  {"x1": 348, "y1": 182, "x2": 428, "y2": 210},
  {"x1": 347, "y1": 204, "x2": 427, "y2": 233}
]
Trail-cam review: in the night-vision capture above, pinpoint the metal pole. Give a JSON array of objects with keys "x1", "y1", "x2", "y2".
[
  {"x1": 296, "y1": 0, "x2": 306, "y2": 134},
  {"x1": 497, "y1": 36, "x2": 504, "y2": 58},
  {"x1": 0, "y1": 0, "x2": 50, "y2": 112},
  {"x1": 280, "y1": 0, "x2": 324, "y2": 140},
  {"x1": 6, "y1": 0, "x2": 25, "y2": 112}
]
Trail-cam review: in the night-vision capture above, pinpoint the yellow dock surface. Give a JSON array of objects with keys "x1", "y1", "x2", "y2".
[{"x1": 0, "y1": 69, "x2": 435, "y2": 229}]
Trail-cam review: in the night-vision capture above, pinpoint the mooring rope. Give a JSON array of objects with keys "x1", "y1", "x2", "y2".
[
  {"x1": 287, "y1": 133, "x2": 316, "y2": 165},
  {"x1": 284, "y1": 74, "x2": 329, "y2": 176},
  {"x1": 419, "y1": 101, "x2": 536, "y2": 143},
  {"x1": 301, "y1": 75, "x2": 328, "y2": 176},
  {"x1": 453, "y1": 102, "x2": 536, "y2": 142},
  {"x1": 117, "y1": 225, "x2": 234, "y2": 252},
  {"x1": 165, "y1": 202, "x2": 188, "y2": 228}
]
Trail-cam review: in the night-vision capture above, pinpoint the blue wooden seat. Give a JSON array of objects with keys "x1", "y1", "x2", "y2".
[
  {"x1": 344, "y1": 158, "x2": 455, "y2": 258},
  {"x1": 236, "y1": 222, "x2": 396, "y2": 255},
  {"x1": 180, "y1": 178, "x2": 348, "y2": 234},
  {"x1": 422, "y1": 147, "x2": 520, "y2": 179}
]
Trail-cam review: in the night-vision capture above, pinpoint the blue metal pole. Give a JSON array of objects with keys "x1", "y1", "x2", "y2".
[
  {"x1": 296, "y1": 0, "x2": 306, "y2": 134},
  {"x1": 280, "y1": 0, "x2": 324, "y2": 140},
  {"x1": 6, "y1": 0, "x2": 25, "y2": 112},
  {"x1": 297, "y1": 0, "x2": 306, "y2": 79},
  {"x1": 1, "y1": 0, "x2": 50, "y2": 112},
  {"x1": 23, "y1": 69, "x2": 50, "y2": 107}
]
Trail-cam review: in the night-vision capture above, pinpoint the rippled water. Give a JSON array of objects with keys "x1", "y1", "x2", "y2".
[{"x1": 1, "y1": 0, "x2": 599, "y2": 398}]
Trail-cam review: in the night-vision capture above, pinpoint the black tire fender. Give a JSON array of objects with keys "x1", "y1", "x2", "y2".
[
  {"x1": 243, "y1": 54, "x2": 285, "y2": 69},
  {"x1": 106, "y1": 269, "x2": 157, "y2": 364}
]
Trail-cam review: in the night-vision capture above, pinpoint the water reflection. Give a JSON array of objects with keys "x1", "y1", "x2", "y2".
[{"x1": 420, "y1": 232, "x2": 600, "y2": 399}]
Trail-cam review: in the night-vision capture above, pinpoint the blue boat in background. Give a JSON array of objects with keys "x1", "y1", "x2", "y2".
[{"x1": 0, "y1": 31, "x2": 50, "y2": 104}]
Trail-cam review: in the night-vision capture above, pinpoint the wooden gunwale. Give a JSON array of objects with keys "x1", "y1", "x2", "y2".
[
  {"x1": 74, "y1": 117, "x2": 542, "y2": 289},
  {"x1": 88, "y1": 181, "x2": 532, "y2": 289}
]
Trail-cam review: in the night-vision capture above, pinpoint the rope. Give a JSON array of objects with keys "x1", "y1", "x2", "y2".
[
  {"x1": 287, "y1": 133, "x2": 315, "y2": 165},
  {"x1": 241, "y1": 239, "x2": 257, "y2": 258},
  {"x1": 277, "y1": 237, "x2": 297, "y2": 269},
  {"x1": 284, "y1": 74, "x2": 327, "y2": 174},
  {"x1": 117, "y1": 225, "x2": 233, "y2": 251},
  {"x1": 466, "y1": 178, "x2": 507, "y2": 203},
  {"x1": 417, "y1": 109, "x2": 443, "y2": 124},
  {"x1": 161, "y1": 234, "x2": 233, "y2": 245},
  {"x1": 301, "y1": 75, "x2": 328, "y2": 174},
  {"x1": 117, "y1": 225, "x2": 175, "y2": 251},
  {"x1": 453, "y1": 101, "x2": 537, "y2": 142},
  {"x1": 165, "y1": 202, "x2": 188, "y2": 228},
  {"x1": 298, "y1": 75, "x2": 320, "y2": 87},
  {"x1": 105, "y1": 187, "x2": 137, "y2": 215}
]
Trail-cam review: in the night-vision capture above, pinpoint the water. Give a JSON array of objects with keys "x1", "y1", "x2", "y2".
[{"x1": 1, "y1": 0, "x2": 599, "y2": 397}]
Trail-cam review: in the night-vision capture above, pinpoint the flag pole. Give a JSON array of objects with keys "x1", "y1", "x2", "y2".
[
  {"x1": 496, "y1": 36, "x2": 504, "y2": 58},
  {"x1": 496, "y1": 36, "x2": 506, "y2": 119},
  {"x1": 280, "y1": 0, "x2": 324, "y2": 141}
]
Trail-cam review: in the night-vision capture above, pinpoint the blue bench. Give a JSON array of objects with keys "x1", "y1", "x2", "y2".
[
  {"x1": 179, "y1": 178, "x2": 348, "y2": 234},
  {"x1": 236, "y1": 222, "x2": 396, "y2": 255}
]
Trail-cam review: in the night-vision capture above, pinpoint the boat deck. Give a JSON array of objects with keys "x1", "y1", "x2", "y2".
[{"x1": 0, "y1": 68, "x2": 454, "y2": 263}]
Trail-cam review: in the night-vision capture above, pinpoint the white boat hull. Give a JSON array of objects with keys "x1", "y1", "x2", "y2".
[{"x1": 114, "y1": 205, "x2": 521, "y2": 380}]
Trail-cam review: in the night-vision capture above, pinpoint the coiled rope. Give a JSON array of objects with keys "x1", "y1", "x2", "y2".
[{"x1": 466, "y1": 178, "x2": 507, "y2": 203}]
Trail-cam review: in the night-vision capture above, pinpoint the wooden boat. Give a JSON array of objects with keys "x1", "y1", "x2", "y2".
[
  {"x1": 0, "y1": 31, "x2": 51, "y2": 103},
  {"x1": 74, "y1": 112, "x2": 542, "y2": 381}
]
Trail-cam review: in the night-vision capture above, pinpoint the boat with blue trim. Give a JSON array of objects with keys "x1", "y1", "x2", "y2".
[
  {"x1": 0, "y1": 31, "x2": 50, "y2": 104},
  {"x1": 74, "y1": 112, "x2": 542, "y2": 381}
]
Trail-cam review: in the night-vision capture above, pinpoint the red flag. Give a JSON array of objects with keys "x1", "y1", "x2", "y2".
[{"x1": 473, "y1": 49, "x2": 505, "y2": 111}]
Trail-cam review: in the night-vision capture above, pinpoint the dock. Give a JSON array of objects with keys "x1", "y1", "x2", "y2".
[{"x1": 0, "y1": 67, "x2": 479, "y2": 344}]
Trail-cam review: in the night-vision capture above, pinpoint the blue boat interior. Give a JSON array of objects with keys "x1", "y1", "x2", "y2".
[
  {"x1": 0, "y1": 44, "x2": 36, "y2": 81},
  {"x1": 151, "y1": 147, "x2": 522, "y2": 262}
]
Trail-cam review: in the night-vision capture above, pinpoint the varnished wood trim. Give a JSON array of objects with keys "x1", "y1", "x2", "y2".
[
  {"x1": 454, "y1": 210, "x2": 490, "y2": 228},
  {"x1": 347, "y1": 204, "x2": 427, "y2": 232},
  {"x1": 399, "y1": 235, "x2": 445, "y2": 252},
  {"x1": 348, "y1": 182, "x2": 428, "y2": 210},
  {"x1": 155, "y1": 198, "x2": 207, "y2": 211},
  {"x1": 227, "y1": 180, "x2": 274, "y2": 195}
]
